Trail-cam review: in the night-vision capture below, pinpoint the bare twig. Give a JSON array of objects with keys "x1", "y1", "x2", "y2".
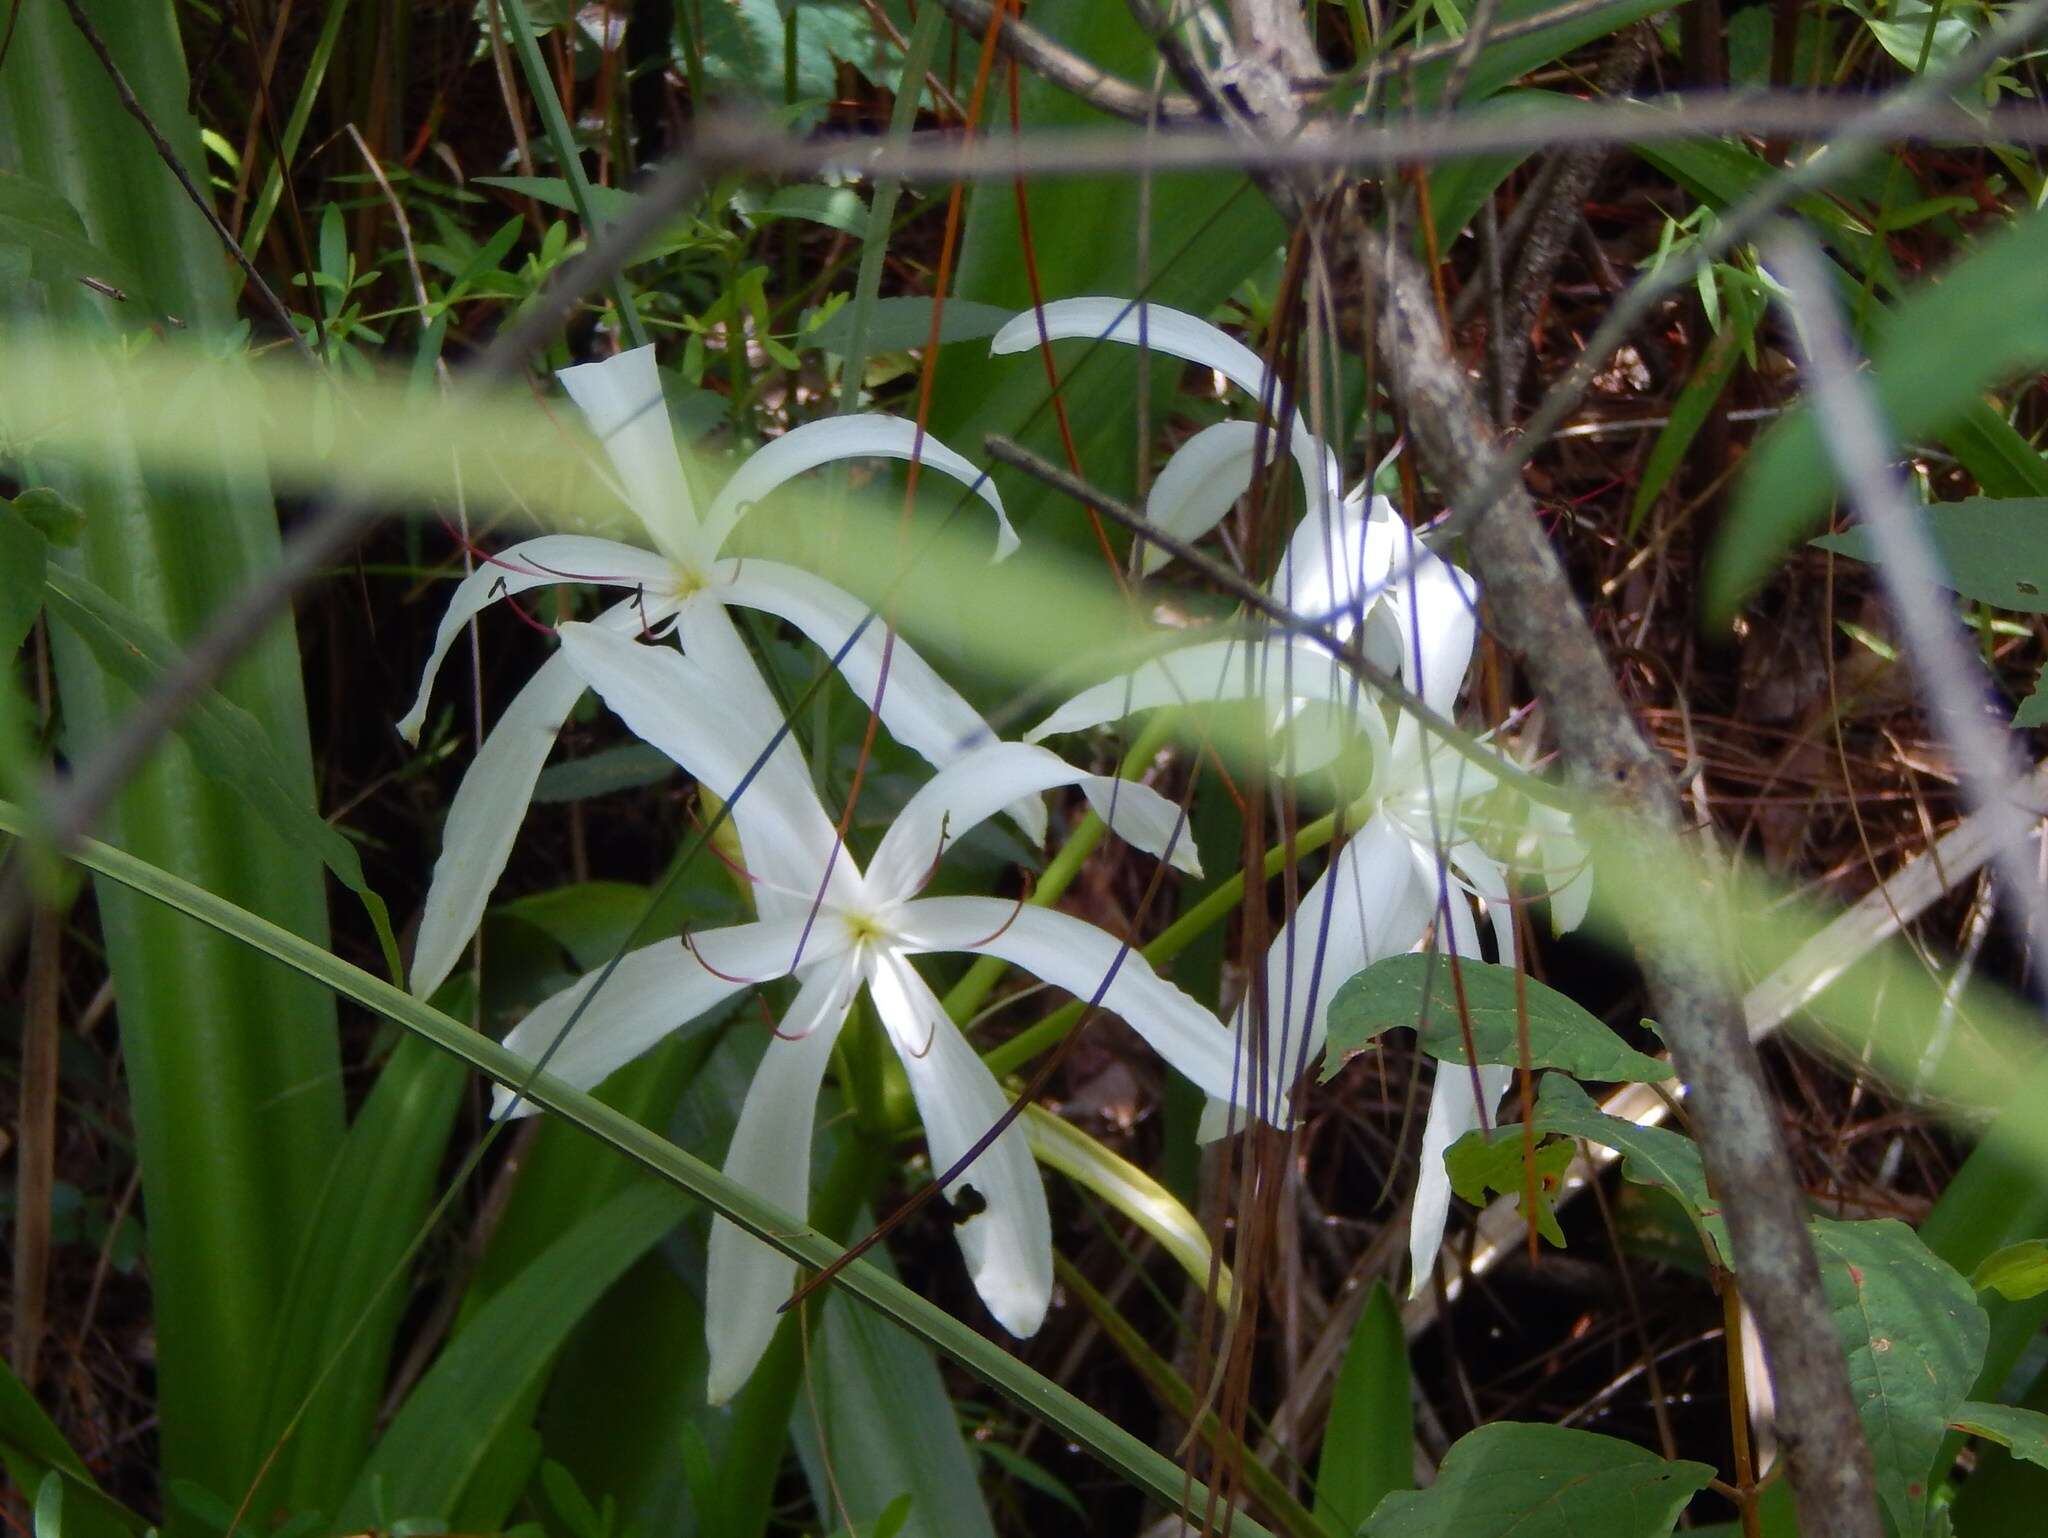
[
  {"x1": 937, "y1": 0, "x2": 1206, "y2": 123},
  {"x1": 1768, "y1": 229, "x2": 2048, "y2": 975},
  {"x1": 57, "y1": 0, "x2": 316, "y2": 363}
]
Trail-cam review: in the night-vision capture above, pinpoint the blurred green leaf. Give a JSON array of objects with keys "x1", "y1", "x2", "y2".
[
  {"x1": 1361, "y1": 1422, "x2": 1714, "y2": 1537},
  {"x1": 810, "y1": 296, "x2": 1016, "y2": 356},
  {"x1": 1812, "y1": 1217, "x2": 1988, "y2": 1535},
  {"x1": 1323, "y1": 955, "x2": 1672, "y2": 1082},
  {"x1": 0, "y1": 1357, "x2": 144, "y2": 1538},
  {"x1": 1629, "y1": 284, "x2": 1761, "y2": 535},
  {"x1": 474, "y1": 175, "x2": 644, "y2": 223},
  {"x1": 1713, "y1": 203, "x2": 2048, "y2": 616},
  {"x1": 0, "y1": 170, "x2": 146, "y2": 307},
  {"x1": 0, "y1": 501, "x2": 46, "y2": 655},
  {"x1": 1815, "y1": 498, "x2": 2048, "y2": 612},
  {"x1": 1314, "y1": 1281, "x2": 1413, "y2": 1534},
  {"x1": 1973, "y1": 1240, "x2": 2048, "y2": 1302},
  {"x1": 757, "y1": 184, "x2": 868, "y2": 237},
  {"x1": 531, "y1": 743, "x2": 678, "y2": 804},
  {"x1": 1953, "y1": 1401, "x2": 2048, "y2": 1472}
]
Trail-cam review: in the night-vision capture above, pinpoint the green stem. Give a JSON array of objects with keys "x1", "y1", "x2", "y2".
[
  {"x1": 982, "y1": 806, "x2": 1342, "y2": 1080},
  {"x1": 498, "y1": 0, "x2": 649, "y2": 347}
]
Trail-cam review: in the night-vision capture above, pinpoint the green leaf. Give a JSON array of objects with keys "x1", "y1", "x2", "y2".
[
  {"x1": 530, "y1": 742, "x2": 678, "y2": 804},
  {"x1": 339, "y1": 1182, "x2": 692, "y2": 1528},
  {"x1": 0, "y1": 170, "x2": 145, "y2": 306},
  {"x1": 1629, "y1": 285, "x2": 1762, "y2": 536},
  {"x1": 1811, "y1": 1217, "x2": 1989, "y2": 1535},
  {"x1": 7, "y1": 488, "x2": 86, "y2": 546},
  {"x1": 757, "y1": 184, "x2": 868, "y2": 236},
  {"x1": 1952, "y1": 1401, "x2": 2048, "y2": 1473},
  {"x1": 1713, "y1": 203, "x2": 2048, "y2": 616},
  {"x1": 1815, "y1": 499, "x2": 2048, "y2": 612},
  {"x1": 1361, "y1": 1422, "x2": 1714, "y2": 1537},
  {"x1": 0, "y1": 501, "x2": 47, "y2": 656},
  {"x1": 1314, "y1": 1281, "x2": 1414, "y2": 1533},
  {"x1": 473, "y1": 174, "x2": 644, "y2": 223},
  {"x1": 1323, "y1": 955, "x2": 1672, "y2": 1083},
  {"x1": 1525, "y1": 1076, "x2": 1728, "y2": 1266},
  {"x1": 1, "y1": 799, "x2": 1277, "y2": 1538},
  {"x1": 1443, "y1": 1128, "x2": 1575, "y2": 1246},
  {"x1": 810, "y1": 296, "x2": 1017, "y2": 356},
  {"x1": 40, "y1": 565, "x2": 404, "y2": 981},
  {"x1": 0, "y1": 1355, "x2": 145, "y2": 1538},
  {"x1": 1973, "y1": 1240, "x2": 2048, "y2": 1302}
]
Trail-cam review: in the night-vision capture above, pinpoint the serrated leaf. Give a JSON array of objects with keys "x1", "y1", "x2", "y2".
[
  {"x1": 1444, "y1": 1128, "x2": 1574, "y2": 1247},
  {"x1": 1323, "y1": 954, "x2": 1672, "y2": 1083},
  {"x1": 1811, "y1": 1217, "x2": 1989, "y2": 1535},
  {"x1": 1714, "y1": 203, "x2": 2048, "y2": 616},
  {"x1": 1361, "y1": 1422, "x2": 1714, "y2": 1537},
  {"x1": 1526, "y1": 1075, "x2": 1728, "y2": 1266},
  {"x1": 41, "y1": 566, "x2": 404, "y2": 981},
  {"x1": 1972, "y1": 1239, "x2": 2048, "y2": 1301},
  {"x1": 1815, "y1": 499, "x2": 2048, "y2": 613}
]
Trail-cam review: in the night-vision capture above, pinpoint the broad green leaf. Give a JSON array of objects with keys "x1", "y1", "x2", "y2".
[
  {"x1": 1815, "y1": 498, "x2": 2048, "y2": 612},
  {"x1": 0, "y1": 170, "x2": 146, "y2": 307},
  {"x1": 6, "y1": 488, "x2": 87, "y2": 547},
  {"x1": 1443, "y1": 1128, "x2": 1575, "y2": 1246},
  {"x1": 757, "y1": 184, "x2": 868, "y2": 237},
  {"x1": 0, "y1": 501, "x2": 46, "y2": 655},
  {"x1": 1323, "y1": 954, "x2": 1672, "y2": 1083},
  {"x1": 1714, "y1": 203, "x2": 2048, "y2": 615},
  {"x1": 246, "y1": 1031, "x2": 469, "y2": 1516},
  {"x1": 1525, "y1": 1075, "x2": 1728, "y2": 1265},
  {"x1": 472, "y1": 175, "x2": 644, "y2": 223},
  {"x1": 339, "y1": 1182, "x2": 692, "y2": 1528},
  {"x1": 41, "y1": 565, "x2": 403, "y2": 980},
  {"x1": 1361, "y1": 1422, "x2": 1714, "y2": 1537},
  {"x1": 1811, "y1": 1217, "x2": 1989, "y2": 1535},
  {"x1": 1973, "y1": 1240, "x2": 2048, "y2": 1302},
  {"x1": 1315, "y1": 1281, "x2": 1414, "y2": 1533},
  {"x1": 1952, "y1": 1401, "x2": 2048, "y2": 1473},
  {"x1": 0, "y1": 801, "x2": 1277, "y2": 1538},
  {"x1": 810, "y1": 296, "x2": 1017, "y2": 356}
]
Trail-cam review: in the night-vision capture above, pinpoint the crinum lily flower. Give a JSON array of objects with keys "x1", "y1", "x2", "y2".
[
  {"x1": 494, "y1": 621, "x2": 1247, "y2": 1401},
  {"x1": 398, "y1": 344, "x2": 1033, "y2": 1000},
  {"x1": 1001, "y1": 298, "x2": 1589, "y2": 1291}
]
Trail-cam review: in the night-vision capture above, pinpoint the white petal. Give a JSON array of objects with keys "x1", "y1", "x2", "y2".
[
  {"x1": 1384, "y1": 528, "x2": 1480, "y2": 719},
  {"x1": 1221, "y1": 816, "x2": 1434, "y2": 1133},
  {"x1": 412, "y1": 645, "x2": 594, "y2": 1000},
  {"x1": 867, "y1": 742, "x2": 1170, "y2": 901},
  {"x1": 1079, "y1": 775, "x2": 1200, "y2": 877},
  {"x1": 897, "y1": 898, "x2": 1244, "y2": 1108},
  {"x1": 490, "y1": 917, "x2": 829, "y2": 1118},
  {"x1": 990, "y1": 300, "x2": 1332, "y2": 514},
  {"x1": 705, "y1": 961, "x2": 859, "y2": 1403},
  {"x1": 1139, "y1": 421, "x2": 1260, "y2": 576},
  {"x1": 1272, "y1": 490, "x2": 1398, "y2": 642},
  {"x1": 865, "y1": 952, "x2": 1050, "y2": 1337},
  {"x1": 1408, "y1": 1059, "x2": 1514, "y2": 1298},
  {"x1": 555, "y1": 619, "x2": 856, "y2": 911},
  {"x1": 396, "y1": 536, "x2": 674, "y2": 744},
  {"x1": 711, "y1": 559, "x2": 1046, "y2": 848},
  {"x1": 700, "y1": 415, "x2": 1014, "y2": 560},
  {"x1": 1530, "y1": 801, "x2": 1593, "y2": 935},
  {"x1": 558, "y1": 346, "x2": 702, "y2": 561}
]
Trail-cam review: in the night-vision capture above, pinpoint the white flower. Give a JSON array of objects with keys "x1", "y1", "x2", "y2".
[
  {"x1": 1002, "y1": 299, "x2": 1589, "y2": 1292},
  {"x1": 398, "y1": 345, "x2": 1033, "y2": 1000},
  {"x1": 494, "y1": 622, "x2": 1245, "y2": 1402}
]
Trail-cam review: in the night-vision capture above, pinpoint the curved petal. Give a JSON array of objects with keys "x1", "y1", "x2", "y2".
[
  {"x1": 1139, "y1": 421, "x2": 1260, "y2": 575},
  {"x1": 396, "y1": 536, "x2": 675, "y2": 744},
  {"x1": 1079, "y1": 775, "x2": 1200, "y2": 877},
  {"x1": 556, "y1": 618, "x2": 857, "y2": 911},
  {"x1": 1528, "y1": 800, "x2": 1593, "y2": 935},
  {"x1": 897, "y1": 898, "x2": 1244, "y2": 1108},
  {"x1": 700, "y1": 415, "x2": 1014, "y2": 559},
  {"x1": 865, "y1": 952, "x2": 1051, "y2": 1338},
  {"x1": 1384, "y1": 529, "x2": 1480, "y2": 719},
  {"x1": 1272, "y1": 490, "x2": 1398, "y2": 643},
  {"x1": 1221, "y1": 815, "x2": 1434, "y2": 1133},
  {"x1": 412, "y1": 648, "x2": 592, "y2": 1000},
  {"x1": 558, "y1": 346, "x2": 703, "y2": 561},
  {"x1": 867, "y1": 742, "x2": 1184, "y2": 901},
  {"x1": 990, "y1": 299, "x2": 1333, "y2": 511},
  {"x1": 1028, "y1": 637, "x2": 1347, "y2": 742},
  {"x1": 492, "y1": 917, "x2": 835, "y2": 1119},
  {"x1": 705, "y1": 960, "x2": 860, "y2": 1403},
  {"x1": 711, "y1": 558, "x2": 1046, "y2": 849}
]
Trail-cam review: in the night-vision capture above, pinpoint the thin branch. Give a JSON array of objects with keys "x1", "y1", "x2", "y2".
[
  {"x1": 936, "y1": 0, "x2": 1206, "y2": 123},
  {"x1": 1768, "y1": 229, "x2": 2048, "y2": 978},
  {"x1": 57, "y1": 0, "x2": 316, "y2": 364},
  {"x1": 689, "y1": 93, "x2": 2048, "y2": 184}
]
